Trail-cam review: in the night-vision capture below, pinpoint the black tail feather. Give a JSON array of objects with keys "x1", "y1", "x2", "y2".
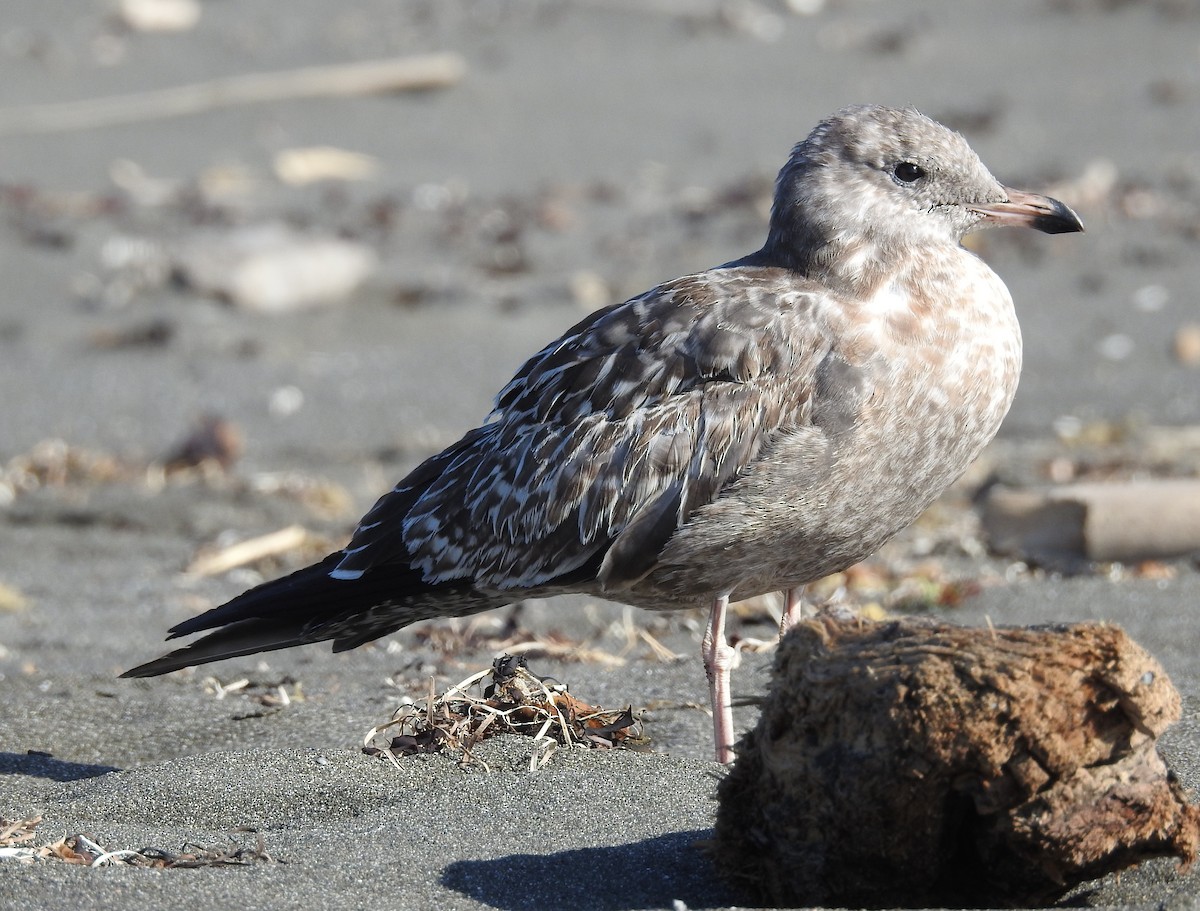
[
  {"x1": 122, "y1": 554, "x2": 501, "y2": 678},
  {"x1": 165, "y1": 554, "x2": 348, "y2": 639},
  {"x1": 121, "y1": 616, "x2": 326, "y2": 677}
]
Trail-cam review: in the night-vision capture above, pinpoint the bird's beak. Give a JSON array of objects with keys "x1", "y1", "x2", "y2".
[{"x1": 969, "y1": 187, "x2": 1085, "y2": 234}]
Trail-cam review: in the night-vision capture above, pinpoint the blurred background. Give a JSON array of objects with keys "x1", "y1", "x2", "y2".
[{"x1": 1, "y1": 0, "x2": 1199, "y2": 682}]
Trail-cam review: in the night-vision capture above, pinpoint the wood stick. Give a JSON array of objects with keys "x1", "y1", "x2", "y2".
[
  {"x1": 0, "y1": 53, "x2": 466, "y2": 136},
  {"x1": 187, "y1": 525, "x2": 311, "y2": 577}
]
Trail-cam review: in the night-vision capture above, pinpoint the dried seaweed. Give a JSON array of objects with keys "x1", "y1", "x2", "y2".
[
  {"x1": 0, "y1": 815, "x2": 278, "y2": 868},
  {"x1": 41, "y1": 831, "x2": 278, "y2": 868},
  {"x1": 364, "y1": 655, "x2": 646, "y2": 769},
  {"x1": 202, "y1": 675, "x2": 303, "y2": 714}
]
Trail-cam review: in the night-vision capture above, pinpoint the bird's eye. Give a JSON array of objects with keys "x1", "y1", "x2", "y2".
[{"x1": 894, "y1": 161, "x2": 926, "y2": 184}]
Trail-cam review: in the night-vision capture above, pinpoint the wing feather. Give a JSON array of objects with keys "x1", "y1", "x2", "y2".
[{"x1": 334, "y1": 268, "x2": 831, "y2": 590}]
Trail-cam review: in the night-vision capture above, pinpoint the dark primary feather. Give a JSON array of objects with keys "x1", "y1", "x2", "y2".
[{"x1": 122, "y1": 556, "x2": 503, "y2": 677}]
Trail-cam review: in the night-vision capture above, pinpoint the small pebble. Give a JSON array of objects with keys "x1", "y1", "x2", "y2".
[
  {"x1": 174, "y1": 223, "x2": 376, "y2": 313},
  {"x1": 269, "y1": 385, "x2": 305, "y2": 418},
  {"x1": 1097, "y1": 333, "x2": 1134, "y2": 361},
  {"x1": 118, "y1": 0, "x2": 201, "y2": 32},
  {"x1": 1132, "y1": 284, "x2": 1169, "y2": 312},
  {"x1": 569, "y1": 270, "x2": 610, "y2": 311},
  {"x1": 1172, "y1": 323, "x2": 1200, "y2": 367}
]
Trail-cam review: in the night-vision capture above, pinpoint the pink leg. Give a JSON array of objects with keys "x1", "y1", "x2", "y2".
[
  {"x1": 702, "y1": 593, "x2": 737, "y2": 764},
  {"x1": 780, "y1": 585, "x2": 806, "y2": 636}
]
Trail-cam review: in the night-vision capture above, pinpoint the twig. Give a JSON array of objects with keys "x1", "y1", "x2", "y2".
[
  {"x1": 0, "y1": 815, "x2": 41, "y2": 846},
  {"x1": 187, "y1": 525, "x2": 310, "y2": 577},
  {"x1": 503, "y1": 639, "x2": 627, "y2": 667},
  {"x1": 637, "y1": 627, "x2": 684, "y2": 662},
  {"x1": 92, "y1": 848, "x2": 144, "y2": 868},
  {"x1": 0, "y1": 53, "x2": 466, "y2": 136}
]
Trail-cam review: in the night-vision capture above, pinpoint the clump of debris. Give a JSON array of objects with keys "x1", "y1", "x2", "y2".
[
  {"x1": 715, "y1": 615, "x2": 1200, "y2": 908},
  {"x1": 0, "y1": 815, "x2": 277, "y2": 868},
  {"x1": 363, "y1": 655, "x2": 646, "y2": 770}
]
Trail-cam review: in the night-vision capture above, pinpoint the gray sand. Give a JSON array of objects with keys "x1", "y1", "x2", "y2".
[{"x1": 3, "y1": 1, "x2": 1200, "y2": 908}]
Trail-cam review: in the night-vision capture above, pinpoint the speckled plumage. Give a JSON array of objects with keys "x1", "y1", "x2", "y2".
[{"x1": 124, "y1": 105, "x2": 1083, "y2": 760}]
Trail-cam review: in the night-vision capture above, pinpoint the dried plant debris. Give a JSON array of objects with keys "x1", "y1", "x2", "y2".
[
  {"x1": 1, "y1": 439, "x2": 131, "y2": 493},
  {"x1": 0, "y1": 815, "x2": 41, "y2": 858},
  {"x1": 409, "y1": 618, "x2": 634, "y2": 668},
  {"x1": 41, "y1": 832, "x2": 277, "y2": 868},
  {"x1": 829, "y1": 560, "x2": 983, "y2": 612},
  {"x1": 364, "y1": 655, "x2": 646, "y2": 769},
  {"x1": 0, "y1": 581, "x2": 29, "y2": 612},
  {"x1": 0, "y1": 54, "x2": 464, "y2": 137},
  {"x1": 733, "y1": 559, "x2": 985, "y2": 630},
  {"x1": 186, "y1": 526, "x2": 324, "y2": 577},
  {"x1": 162, "y1": 413, "x2": 243, "y2": 472},
  {"x1": 86, "y1": 317, "x2": 175, "y2": 351},
  {"x1": 716, "y1": 615, "x2": 1200, "y2": 908},
  {"x1": 0, "y1": 436, "x2": 354, "y2": 527},
  {"x1": 0, "y1": 816, "x2": 278, "y2": 868},
  {"x1": 1174, "y1": 322, "x2": 1200, "y2": 367},
  {"x1": 246, "y1": 472, "x2": 356, "y2": 521},
  {"x1": 202, "y1": 675, "x2": 303, "y2": 714}
]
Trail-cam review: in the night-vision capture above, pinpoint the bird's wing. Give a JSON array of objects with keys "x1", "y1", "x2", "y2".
[{"x1": 332, "y1": 267, "x2": 843, "y2": 591}]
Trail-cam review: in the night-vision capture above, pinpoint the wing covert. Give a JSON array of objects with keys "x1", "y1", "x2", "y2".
[{"x1": 335, "y1": 269, "x2": 834, "y2": 590}]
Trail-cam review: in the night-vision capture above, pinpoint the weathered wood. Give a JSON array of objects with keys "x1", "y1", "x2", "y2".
[
  {"x1": 0, "y1": 54, "x2": 466, "y2": 136},
  {"x1": 984, "y1": 479, "x2": 1200, "y2": 562},
  {"x1": 716, "y1": 615, "x2": 1199, "y2": 907},
  {"x1": 186, "y1": 526, "x2": 310, "y2": 577}
]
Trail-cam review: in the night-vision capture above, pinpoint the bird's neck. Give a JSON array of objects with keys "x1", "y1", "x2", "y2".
[{"x1": 751, "y1": 222, "x2": 906, "y2": 300}]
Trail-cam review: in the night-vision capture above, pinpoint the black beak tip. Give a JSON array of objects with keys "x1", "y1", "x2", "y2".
[{"x1": 1039, "y1": 198, "x2": 1085, "y2": 235}]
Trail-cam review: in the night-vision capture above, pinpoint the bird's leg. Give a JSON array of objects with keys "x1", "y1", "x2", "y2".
[
  {"x1": 779, "y1": 585, "x2": 806, "y2": 636},
  {"x1": 702, "y1": 592, "x2": 736, "y2": 764}
]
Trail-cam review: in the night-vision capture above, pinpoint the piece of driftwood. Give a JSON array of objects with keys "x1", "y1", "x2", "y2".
[
  {"x1": 715, "y1": 615, "x2": 1199, "y2": 908},
  {"x1": 186, "y1": 525, "x2": 310, "y2": 577},
  {"x1": 984, "y1": 479, "x2": 1200, "y2": 563},
  {"x1": 0, "y1": 54, "x2": 465, "y2": 136}
]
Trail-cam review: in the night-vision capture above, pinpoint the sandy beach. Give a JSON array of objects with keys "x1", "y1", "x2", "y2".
[{"x1": 2, "y1": 1, "x2": 1200, "y2": 908}]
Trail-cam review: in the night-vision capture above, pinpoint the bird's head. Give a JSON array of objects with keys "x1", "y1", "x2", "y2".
[{"x1": 764, "y1": 105, "x2": 1083, "y2": 286}]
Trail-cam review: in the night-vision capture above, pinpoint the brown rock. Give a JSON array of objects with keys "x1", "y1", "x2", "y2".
[{"x1": 715, "y1": 616, "x2": 1199, "y2": 908}]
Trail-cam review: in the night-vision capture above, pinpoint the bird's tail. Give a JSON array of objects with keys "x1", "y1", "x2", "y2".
[{"x1": 121, "y1": 554, "x2": 502, "y2": 678}]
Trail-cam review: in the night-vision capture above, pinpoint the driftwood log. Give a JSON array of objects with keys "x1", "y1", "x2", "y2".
[
  {"x1": 715, "y1": 616, "x2": 1199, "y2": 908},
  {"x1": 983, "y1": 479, "x2": 1200, "y2": 564},
  {"x1": 0, "y1": 54, "x2": 466, "y2": 136}
]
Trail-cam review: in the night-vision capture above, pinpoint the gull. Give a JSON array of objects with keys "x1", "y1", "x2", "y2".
[{"x1": 124, "y1": 105, "x2": 1083, "y2": 764}]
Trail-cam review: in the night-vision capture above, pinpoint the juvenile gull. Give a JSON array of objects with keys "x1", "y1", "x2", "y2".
[{"x1": 124, "y1": 105, "x2": 1083, "y2": 763}]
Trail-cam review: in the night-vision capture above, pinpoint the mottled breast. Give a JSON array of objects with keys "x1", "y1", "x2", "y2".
[{"x1": 634, "y1": 246, "x2": 1021, "y2": 607}]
